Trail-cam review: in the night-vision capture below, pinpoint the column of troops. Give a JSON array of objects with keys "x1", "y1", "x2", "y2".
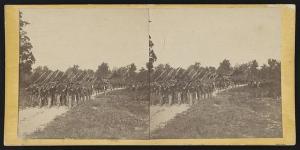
[
  {"x1": 150, "y1": 80, "x2": 232, "y2": 106},
  {"x1": 26, "y1": 82, "x2": 94, "y2": 108}
]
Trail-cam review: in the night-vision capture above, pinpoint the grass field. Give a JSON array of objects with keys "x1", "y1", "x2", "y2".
[
  {"x1": 150, "y1": 86, "x2": 282, "y2": 139},
  {"x1": 26, "y1": 86, "x2": 282, "y2": 139},
  {"x1": 29, "y1": 88, "x2": 149, "y2": 139}
]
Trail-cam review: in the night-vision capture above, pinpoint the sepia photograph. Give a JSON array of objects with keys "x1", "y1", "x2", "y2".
[
  {"x1": 18, "y1": 8, "x2": 150, "y2": 139},
  {"x1": 4, "y1": 4, "x2": 295, "y2": 145},
  {"x1": 149, "y1": 8, "x2": 282, "y2": 138}
]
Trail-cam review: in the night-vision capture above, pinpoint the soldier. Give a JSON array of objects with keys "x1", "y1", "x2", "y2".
[
  {"x1": 60, "y1": 83, "x2": 68, "y2": 106},
  {"x1": 31, "y1": 85, "x2": 39, "y2": 105},
  {"x1": 155, "y1": 84, "x2": 162, "y2": 105},
  {"x1": 48, "y1": 84, "x2": 56, "y2": 107},
  {"x1": 55, "y1": 83, "x2": 62, "y2": 106},
  {"x1": 88, "y1": 85, "x2": 92, "y2": 100},
  {"x1": 103, "y1": 84, "x2": 107, "y2": 96},
  {"x1": 80, "y1": 86, "x2": 85, "y2": 102},
  {"x1": 182, "y1": 86, "x2": 187, "y2": 104},
  {"x1": 187, "y1": 87, "x2": 193, "y2": 106},
  {"x1": 77, "y1": 85, "x2": 82, "y2": 103},
  {"x1": 69, "y1": 84, "x2": 75, "y2": 108},
  {"x1": 175, "y1": 84, "x2": 182, "y2": 104},
  {"x1": 84, "y1": 87, "x2": 88, "y2": 101},
  {"x1": 38, "y1": 85, "x2": 44, "y2": 107},
  {"x1": 196, "y1": 84, "x2": 201, "y2": 103},
  {"x1": 191, "y1": 86, "x2": 198, "y2": 104},
  {"x1": 202, "y1": 84, "x2": 207, "y2": 99},
  {"x1": 199, "y1": 83, "x2": 204, "y2": 100},
  {"x1": 167, "y1": 85, "x2": 173, "y2": 106},
  {"x1": 193, "y1": 85, "x2": 199, "y2": 104},
  {"x1": 160, "y1": 85, "x2": 166, "y2": 105}
]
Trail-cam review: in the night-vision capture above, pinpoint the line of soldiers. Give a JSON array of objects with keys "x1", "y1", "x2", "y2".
[
  {"x1": 150, "y1": 79, "x2": 232, "y2": 106},
  {"x1": 25, "y1": 74, "x2": 237, "y2": 107},
  {"x1": 26, "y1": 82, "x2": 93, "y2": 108}
]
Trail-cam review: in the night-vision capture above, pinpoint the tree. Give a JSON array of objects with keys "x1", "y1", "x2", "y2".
[
  {"x1": 95, "y1": 62, "x2": 110, "y2": 79},
  {"x1": 128, "y1": 63, "x2": 137, "y2": 79},
  {"x1": 136, "y1": 67, "x2": 148, "y2": 83},
  {"x1": 248, "y1": 60, "x2": 259, "y2": 81},
  {"x1": 86, "y1": 69, "x2": 95, "y2": 75},
  {"x1": 208, "y1": 66, "x2": 216, "y2": 72},
  {"x1": 194, "y1": 62, "x2": 201, "y2": 70},
  {"x1": 217, "y1": 59, "x2": 232, "y2": 75},
  {"x1": 259, "y1": 64, "x2": 269, "y2": 80},
  {"x1": 71, "y1": 65, "x2": 80, "y2": 73},
  {"x1": 231, "y1": 63, "x2": 249, "y2": 83},
  {"x1": 19, "y1": 11, "x2": 36, "y2": 87},
  {"x1": 147, "y1": 35, "x2": 157, "y2": 71},
  {"x1": 164, "y1": 63, "x2": 172, "y2": 70},
  {"x1": 267, "y1": 59, "x2": 281, "y2": 83}
]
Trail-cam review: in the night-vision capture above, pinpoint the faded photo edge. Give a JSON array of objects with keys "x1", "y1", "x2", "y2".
[{"x1": 4, "y1": 4, "x2": 295, "y2": 145}]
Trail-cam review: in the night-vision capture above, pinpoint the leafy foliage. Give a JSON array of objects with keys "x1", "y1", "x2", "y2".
[
  {"x1": 147, "y1": 35, "x2": 157, "y2": 71},
  {"x1": 217, "y1": 59, "x2": 232, "y2": 75},
  {"x1": 19, "y1": 11, "x2": 36, "y2": 87},
  {"x1": 95, "y1": 62, "x2": 110, "y2": 79}
]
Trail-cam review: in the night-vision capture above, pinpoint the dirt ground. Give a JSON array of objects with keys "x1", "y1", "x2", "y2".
[
  {"x1": 18, "y1": 106, "x2": 69, "y2": 137},
  {"x1": 18, "y1": 88, "x2": 121, "y2": 138},
  {"x1": 151, "y1": 86, "x2": 282, "y2": 139},
  {"x1": 150, "y1": 104, "x2": 190, "y2": 132},
  {"x1": 26, "y1": 89, "x2": 149, "y2": 139}
]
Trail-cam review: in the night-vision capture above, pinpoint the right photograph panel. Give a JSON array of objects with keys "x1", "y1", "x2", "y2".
[{"x1": 149, "y1": 7, "x2": 282, "y2": 139}]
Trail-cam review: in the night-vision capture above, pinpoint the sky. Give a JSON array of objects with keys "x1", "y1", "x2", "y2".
[
  {"x1": 22, "y1": 8, "x2": 149, "y2": 71},
  {"x1": 150, "y1": 8, "x2": 281, "y2": 68},
  {"x1": 22, "y1": 7, "x2": 281, "y2": 71}
]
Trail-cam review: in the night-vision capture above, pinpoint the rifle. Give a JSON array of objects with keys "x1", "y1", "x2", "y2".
[
  {"x1": 154, "y1": 69, "x2": 169, "y2": 82},
  {"x1": 32, "y1": 71, "x2": 48, "y2": 84},
  {"x1": 48, "y1": 70, "x2": 60, "y2": 82},
  {"x1": 161, "y1": 69, "x2": 175, "y2": 82},
  {"x1": 39, "y1": 71, "x2": 56, "y2": 85},
  {"x1": 183, "y1": 69, "x2": 203, "y2": 89}
]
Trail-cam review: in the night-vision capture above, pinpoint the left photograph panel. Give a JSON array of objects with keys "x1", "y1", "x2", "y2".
[{"x1": 18, "y1": 8, "x2": 150, "y2": 139}]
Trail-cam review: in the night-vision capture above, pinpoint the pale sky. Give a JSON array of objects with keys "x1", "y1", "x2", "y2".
[
  {"x1": 22, "y1": 7, "x2": 281, "y2": 71},
  {"x1": 150, "y1": 8, "x2": 281, "y2": 68},
  {"x1": 22, "y1": 8, "x2": 149, "y2": 71}
]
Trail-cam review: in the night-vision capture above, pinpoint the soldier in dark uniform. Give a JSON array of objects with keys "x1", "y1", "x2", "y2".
[
  {"x1": 75, "y1": 85, "x2": 81, "y2": 104},
  {"x1": 182, "y1": 86, "x2": 188, "y2": 104},
  {"x1": 88, "y1": 85, "x2": 92, "y2": 100},
  {"x1": 160, "y1": 85, "x2": 167, "y2": 105},
  {"x1": 69, "y1": 84, "x2": 76, "y2": 108},
  {"x1": 55, "y1": 83, "x2": 61, "y2": 106},
  {"x1": 175, "y1": 84, "x2": 182, "y2": 104},
  {"x1": 38, "y1": 85, "x2": 44, "y2": 107},
  {"x1": 167, "y1": 85, "x2": 173, "y2": 105},
  {"x1": 195, "y1": 84, "x2": 201, "y2": 103},
  {"x1": 80, "y1": 86, "x2": 85, "y2": 102},
  {"x1": 157, "y1": 84, "x2": 162, "y2": 105},
  {"x1": 61, "y1": 84, "x2": 68, "y2": 106},
  {"x1": 48, "y1": 84, "x2": 56, "y2": 107},
  {"x1": 187, "y1": 86, "x2": 193, "y2": 105}
]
